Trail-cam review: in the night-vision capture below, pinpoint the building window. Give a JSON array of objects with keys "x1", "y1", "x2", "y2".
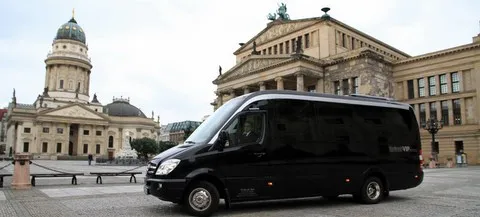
[
  {"x1": 43, "y1": 127, "x2": 49, "y2": 133},
  {"x1": 96, "y1": 131, "x2": 102, "y2": 136},
  {"x1": 285, "y1": 41, "x2": 290, "y2": 53},
  {"x1": 262, "y1": 49, "x2": 266, "y2": 55},
  {"x1": 60, "y1": 80, "x2": 64, "y2": 89},
  {"x1": 418, "y1": 78, "x2": 425, "y2": 97},
  {"x1": 291, "y1": 38, "x2": 296, "y2": 51},
  {"x1": 453, "y1": 99, "x2": 461, "y2": 125},
  {"x1": 273, "y1": 45, "x2": 278, "y2": 54},
  {"x1": 83, "y1": 144, "x2": 88, "y2": 154},
  {"x1": 279, "y1": 43, "x2": 283, "y2": 54},
  {"x1": 342, "y1": 79, "x2": 349, "y2": 95},
  {"x1": 351, "y1": 37, "x2": 355, "y2": 49},
  {"x1": 304, "y1": 33, "x2": 310, "y2": 48},
  {"x1": 108, "y1": 136, "x2": 114, "y2": 148},
  {"x1": 334, "y1": 81, "x2": 341, "y2": 95},
  {"x1": 451, "y1": 72, "x2": 460, "y2": 93},
  {"x1": 352, "y1": 77, "x2": 359, "y2": 94},
  {"x1": 57, "y1": 128, "x2": 63, "y2": 134},
  {"x1": 440, "y1": 74, "x2": 448, "y2": 94},
  {"x1": 96, "y1": 144, "x2": 101, "y2": 154},
  {"x1": 23, "y1": 142, "x2": 29, "y2": 152},
  {"x1": 83, "y1": 130, "x2": 89, "y2": 135},
  {"x1": 419, "y1": 103, "x2": 426, "y2": 127},
  {"x1": 268, "y1": 47, "x2": 272, "y2": 55},
  {"x1": 42, "y1": 142, "x2": 48, "y2": 153},
  {"x1": 57, "y1": 143, "x2": 62, "y2": 153},
  {"x1": 407, "y1": 80, "x2": 414, "y2": 99},
  {"x1": 24, "y1": 128, "x2": 31, "y2": 133},
  {"x1": 428, "y1": 76, "x2": 436, "y2": 96},
  {"x1": 342, "y1": 33, "x2": 346, "y2": 47},
  {"x1": 441, "y1": 101, "x2": 449, "y2": 126},
  {"x1": 429, "y1": 102, "x2": 437, "y2": 119}
]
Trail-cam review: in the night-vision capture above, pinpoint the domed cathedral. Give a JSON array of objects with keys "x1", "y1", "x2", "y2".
[
  {"x1": 212, "y1": 4, "x2": 480, "y2": 165},
  {"x1": 5, "y1": 11, "x2": 160, "y2": 160}
]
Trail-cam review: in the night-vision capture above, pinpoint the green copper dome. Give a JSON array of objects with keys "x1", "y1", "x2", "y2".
[{"x1": 55, "y1": 17, "x2": 86, "y2": 43}]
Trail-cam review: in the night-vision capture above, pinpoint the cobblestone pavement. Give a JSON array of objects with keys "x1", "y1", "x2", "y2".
[{"x1": 1, "y1": 161, "x2": 480, "y2": 217}]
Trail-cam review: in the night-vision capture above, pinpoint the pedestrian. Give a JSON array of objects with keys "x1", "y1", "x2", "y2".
[{"x1": 88, "y1": 153, "x2": 93, "y2": 166}]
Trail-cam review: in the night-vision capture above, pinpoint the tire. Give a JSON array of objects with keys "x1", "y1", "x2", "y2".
[
  {"x1": 358, "y1": 177, "x2": 384, "y2": 204},
  {"x1": 184, "y1": 181, "x2": 220, "y2": 217}
]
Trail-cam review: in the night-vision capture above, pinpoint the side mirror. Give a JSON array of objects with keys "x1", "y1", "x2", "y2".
[
  {"x1": 211, "y1": 131, "x2": 228, "y2": 151},
  {"x1": 219, "y1": 131, "x2": 228, "y2": 142}
]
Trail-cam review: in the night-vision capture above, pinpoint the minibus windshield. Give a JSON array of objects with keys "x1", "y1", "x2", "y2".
[{"x1": 184, "y1": 95, "x2": 247, "y2": 144}]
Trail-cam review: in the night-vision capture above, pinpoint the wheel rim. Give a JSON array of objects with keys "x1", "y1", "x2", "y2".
[
  {"x1": 188, "y1": 187, "x2": 211, "y2": 212},
  {"x1": 366, "y1": 181, "x2": 381, "y2": 200}
]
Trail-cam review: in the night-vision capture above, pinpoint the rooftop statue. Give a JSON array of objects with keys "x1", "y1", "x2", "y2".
[{"x1": 267, "y1": 3, "x2": 290, "y2": 21}]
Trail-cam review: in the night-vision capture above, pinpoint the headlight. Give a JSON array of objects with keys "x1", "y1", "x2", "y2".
[{"x1": 155, "y1": 159, "x2": 181, "y2": 175}]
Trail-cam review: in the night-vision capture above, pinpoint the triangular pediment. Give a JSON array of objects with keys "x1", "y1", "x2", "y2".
[
  {"x1": 41, "y1": 104, "x2": 106, "y2": 120},
  {"x1": 217, "y1": 56, "x2": 291, "y2": 82},
  {"x1": 235, "y1": 19, "x2": 319, "y2": 55}
]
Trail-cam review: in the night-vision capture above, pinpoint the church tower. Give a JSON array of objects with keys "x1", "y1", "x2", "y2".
[{"x1": 41, "y1": 10, "x2": 92, "y2": 106}]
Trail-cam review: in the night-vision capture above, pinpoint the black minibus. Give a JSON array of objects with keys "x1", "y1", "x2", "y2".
[{"x1": 144, "y1": 90, "x2": 424, "y2": 216}]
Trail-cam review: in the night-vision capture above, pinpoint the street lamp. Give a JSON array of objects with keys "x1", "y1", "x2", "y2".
[{"x1": 423, "y1": 118, "x2": 443, "y2": 163}]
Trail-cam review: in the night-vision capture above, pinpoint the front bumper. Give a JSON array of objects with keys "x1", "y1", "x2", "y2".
[{"x1": 144, "y1": 178, "x2": 186, "y2": 203}]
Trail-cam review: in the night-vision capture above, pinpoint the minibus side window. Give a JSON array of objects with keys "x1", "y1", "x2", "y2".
[{"x1": 224, "y1": 113, "x2": 264, "y2": 147}]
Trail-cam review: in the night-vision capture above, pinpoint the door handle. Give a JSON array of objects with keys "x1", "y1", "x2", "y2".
[{"x1": 253, "y1": 152, "x2": 266, "y2": 157}]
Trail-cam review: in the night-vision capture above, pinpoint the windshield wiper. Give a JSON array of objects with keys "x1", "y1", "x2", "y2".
[{"x1": 185, "y1": 141, "x2": 196, "y2": 144}]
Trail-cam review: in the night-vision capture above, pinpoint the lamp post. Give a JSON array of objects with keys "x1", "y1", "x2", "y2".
[{"x1": 423, "y1": 118, "x2": 443, "y2": 164}]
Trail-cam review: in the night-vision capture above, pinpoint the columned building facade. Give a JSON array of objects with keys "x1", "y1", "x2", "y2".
[
  {"x1": 6, "y1": 14, "x2": 160, "y2": 160},
  {"x1": 212, "y1": 8, "x2": 480, "y2": 164}
]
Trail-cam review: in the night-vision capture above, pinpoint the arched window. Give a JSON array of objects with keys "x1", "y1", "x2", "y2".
[{"x1": 108, "y1": 136, "x2": 113, "y2": 148}]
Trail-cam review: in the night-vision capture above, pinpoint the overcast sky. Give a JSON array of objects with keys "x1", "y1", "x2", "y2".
[{"x1": 1, "y1": 0, "x2": 479, "y2": 124}]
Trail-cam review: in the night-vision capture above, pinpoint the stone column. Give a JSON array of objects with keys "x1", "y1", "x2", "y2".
[
  {"x1": 228, "y1": 89, "x2": 236, "y2": 99},
  {"x1": 275, "y1": 77, "x2": 284, "y2": 90},
  {"x1": 460, "y1": 98, "x2": 466, "y2": 125},
  {"x1": 316, "y1": 78, "x2": 324, "y2": 93},
  {"x1": 295, "y1": 73, "x2": 305, "y2": 92},
  {"x1": 77, "y1": 125, "x2": 83, "y2": 155},
  {"x1": 413, "y1": 78, "x2": 419, "y2": 98},
  {"x1": 436, "y1": 101, "x2": 442, "y2": 122},
  {"x1": 435, "y1": 75, "x2": 441, "y2": 96},
  {"x1": 119, "y1": 128, "x2": 123, "y2": 150},
  {"x1": 258, "y1": 82, "x2": 266, "y2": 91},
  {"x1": 14, "y1": 123, "x2": 20, "y2": 153},
  {"x1": 458, "y1": 70, "x2": 464, "y2": 92},
  {"x1": 446, "y1": 72, "x2": 452, "y2": 94},
  {"x1": 243, "y1": 86, "x2": 250, "y2": 94},
  {"x1": 64, "y1": 124, "x2": 70, "y2": 155},
  {"x1": 448, "y1": 100, "x2": 454, "y2": 125},
  {"x1": 215, "y1": 91, "x2": 223, "y2": 107}
]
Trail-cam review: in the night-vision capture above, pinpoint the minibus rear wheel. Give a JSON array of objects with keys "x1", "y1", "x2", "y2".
[
  {"x1": 184, "y1": 181, "x2": 220, "y2": 217},
  {"x1": 357, "y1": 176, "x2": 384, "y2": 204}
]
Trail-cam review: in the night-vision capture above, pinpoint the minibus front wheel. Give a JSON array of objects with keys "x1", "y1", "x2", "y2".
[{"x1": 184, "y1": 181, "x2": 220, "y2": 217}]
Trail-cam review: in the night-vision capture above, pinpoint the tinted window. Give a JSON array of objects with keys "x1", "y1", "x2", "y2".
[
  {"x1": 224, "y1": 112, "x2": 265, "y2": 147},
  {"x1": 267, "y1": 99, "x2": 317, "y2": 159},
  {"x1": 316, "y1": 102, "x2": 358, "y2": 157}
]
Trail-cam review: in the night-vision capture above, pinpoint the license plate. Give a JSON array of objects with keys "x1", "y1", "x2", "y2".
[{"x1": 144, "y1": 186, "x2": 150, "y2": 195}]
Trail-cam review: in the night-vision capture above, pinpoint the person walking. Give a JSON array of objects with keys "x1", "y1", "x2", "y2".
[{"x1": 88, "y1": 153, "x2": 93, "y2": 166}]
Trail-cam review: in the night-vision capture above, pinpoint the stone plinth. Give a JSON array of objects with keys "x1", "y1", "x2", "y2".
[{"x1": 11, "y1": 153, "x2": 32, "y2": 190}]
